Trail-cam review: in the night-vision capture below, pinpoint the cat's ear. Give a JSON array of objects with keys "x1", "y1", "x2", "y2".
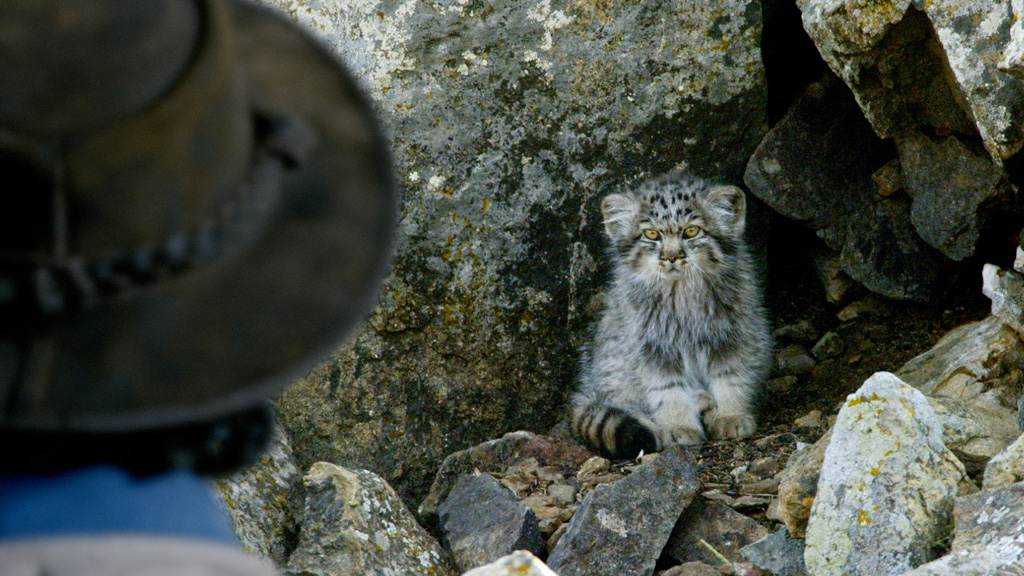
[
  {"x1": 601, "y1": 193, "x2": 640, "y2": 240},
  {"x1": 706, "y1": 185, "x2": 746, "y2": 233}
]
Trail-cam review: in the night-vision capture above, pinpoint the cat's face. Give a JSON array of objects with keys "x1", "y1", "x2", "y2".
[{"x1": 601, "y1": 175, "x2": 746, "y2": 283}]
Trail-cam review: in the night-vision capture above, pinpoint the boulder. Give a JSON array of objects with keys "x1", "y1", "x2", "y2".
[
  {"x1": 438, "y1": 472, "x2": 544, "y2": 572},
  {"x1": 663, "y1": 497, "x2": 771, "y2": 566},
  {"x1": 743, "y1": 73, "x2": 952, "y2": 301},
  {"x1": 267, "y1": 0, "x2": 769, "y2": 504},
  {"x1": 797, "y1": 0, "x2": 1024, "y2": 162},
  {"x1": 461, "y1": 551, "x2": 558, "y2": 576},
  {"x1": 803, "y1": 372, "x2": 966, "y2": 576},
  {"x1": 897, "y1": 316, "x2": 1024, "y2": 421},
  {"x1": 286, "y1": 462, "x2": 457, "y2": 576},
  {"x1": 546, "y1": 445, "x2": 700, "y2": 576}
]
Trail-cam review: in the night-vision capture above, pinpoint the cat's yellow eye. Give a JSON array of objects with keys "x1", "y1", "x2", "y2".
[
  {"x1": 683, "y1": 225, "x2": 701, "y2": 238},
  {"x1": 643, "y1": 229, "x2": 660, "y2": 240}
]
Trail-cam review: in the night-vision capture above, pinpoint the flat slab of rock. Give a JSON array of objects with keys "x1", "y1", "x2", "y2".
[
  {"x1": 546, "y1": 445, "x2": 699, "y2": 576},
  {"x1": 438, "y1": 472, "x2": 544, "y2": 572},
  {"x1": 663, "y1": 497, "x2": 770, "y2": 566},
  {"x1": 740, "y1": 526, "x2": 807, "y2": 576},
  {"x1": 804, "y1": 372, "x2": 966, "y2": 576},
  {"x1": 287, "y1": 462, "x2": 457, "y2": 576}
]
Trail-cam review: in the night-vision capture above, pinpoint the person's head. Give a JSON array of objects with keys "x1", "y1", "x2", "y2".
[{"x1": 0, "y1": 0, "x2": 395, "y2": 475}]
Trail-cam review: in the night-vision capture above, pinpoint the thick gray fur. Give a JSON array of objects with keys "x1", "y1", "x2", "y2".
[{"x1": 572, "y1": 172, "x2": 772, "y2": 458}]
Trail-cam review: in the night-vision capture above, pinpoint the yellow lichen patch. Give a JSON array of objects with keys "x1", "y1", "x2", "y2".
[
  {"x1": 848, "y1": 392, "x2": 883, "y2": 407},
  {"x1": 857, "y1": 509, "x2": 873, "y2": 524},
  {"x1": 869, "y1": 467, "x2": 880, "y2": 476}
]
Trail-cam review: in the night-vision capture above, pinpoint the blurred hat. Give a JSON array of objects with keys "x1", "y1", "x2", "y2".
[{"x1": 0, "y1": 0, "x2": 395, "y2": 434}]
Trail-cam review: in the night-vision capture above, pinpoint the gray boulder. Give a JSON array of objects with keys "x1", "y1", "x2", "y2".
[
  {"x1": 267, "y1": 0, "x2": 769, "y2": 504},
  {"x1": 804, "y1": 372, "x2": 966, "y2": 576},
  {"x1": 546, "y1": 445, "x2": 700, "y2": 576},
  {"x1": 927, "y1": 395, "x2": 1021, "y2": 475},
  {"x1": 744, "y1": 73, "x2": 952, "y2": 301},
  {"x1": 286, "y1": 462, "x2": 457, "y2": 576},
  {"x1": 438, "y1": 472, "x2": 544, "y2": 572}
]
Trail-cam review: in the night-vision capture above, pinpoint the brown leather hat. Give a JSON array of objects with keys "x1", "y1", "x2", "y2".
[{"x1": 0, "y1": 0, "x2": 395, "y2": 433}]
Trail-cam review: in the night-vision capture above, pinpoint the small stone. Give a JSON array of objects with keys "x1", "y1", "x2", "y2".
[
  {"x1": 872, "y1": 159, "x2": 902, "y2": 197},
  {"x1": 773, "y1": 320, "x2": 820, "y2": 343},
  {"x1": 546, "y1": 523, "x2": 569, "y2": 553},
  {"x1": 1014, "y1": 245, "x2": 1024, "y2": 274},
  {"x1": 547, "y1": 484, "x2": 577, "y2": 505},
  {"x1": 810, "y1": 332, "x2": 844, "y2": 360},
  {"x1": 702, "y1": 489, "x2": 735, "y2": 505},
  {"x1": 837, "y1": 298, "x2": 888, "y2": 322},
  {"x1": 766, "y1": 375, "x2": 797, "y2": 393},
  {"x1": 741, "y1": 526, "x2": 808, "y2": 576},
  {"x1": 749, "y1": 456, "x2": 782, "y2": 477},
  {"x1": 776, "y1": 344, "x2": 816, "y2": 375},
  {"x1": 577, "y1": 456, "x2": 610, "y2": 478},
  {"x1": 738, "y1": 477, "x2": 781, "y2": 496},
  {"x1": 792, "y1": 410, "x2": 823, "y2": 429},
  {"x1": 729, "y1": 495, "x2": 773, "y2": 510}
]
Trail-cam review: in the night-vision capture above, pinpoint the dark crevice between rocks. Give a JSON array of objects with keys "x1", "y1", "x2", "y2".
[{"x1": 760, "y1": 0, "x2": 826, "y2": 126}]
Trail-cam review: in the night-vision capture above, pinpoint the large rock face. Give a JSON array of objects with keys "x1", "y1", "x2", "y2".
[{"x1": 265, "y1": 0, "x2": 768, "y2": 502}]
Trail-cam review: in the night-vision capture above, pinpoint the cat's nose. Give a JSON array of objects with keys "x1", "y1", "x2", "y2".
[{"x1": 662, "y1": 252, "x2": 680, "y2": 262}]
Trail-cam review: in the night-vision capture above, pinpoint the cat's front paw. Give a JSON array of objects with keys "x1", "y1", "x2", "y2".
[
  {"x1": 663, "y1": 426, "x2": 706, "y2": 446},
  {"x1": 708, "y1": 414, "x2": 756, "y2": 439}
]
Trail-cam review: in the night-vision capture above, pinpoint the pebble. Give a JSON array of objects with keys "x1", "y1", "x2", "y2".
[
  {"x1": 766, "y1": 375, "x2": 798, "y2": 393},
  {"x1": 810, "y1": 331, "x2": 844, "y2": 359},
  {"x1": 748, "y1": 456, "x2": 782, "y2": 477},
  {"x1": 793, "y1": 409, "x2": 823, "y2": 428},
  {"x1": 776, "y1": 344, "x2": 816, "y2": 375},
  {"x1": 773, "y1": 319, "x2": 820, "y2": 343}
]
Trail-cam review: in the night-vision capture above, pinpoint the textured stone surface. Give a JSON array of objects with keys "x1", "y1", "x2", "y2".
[
  {"x1": 546, "y1": 445, "x2": 700, "y2": 576},
  {"x1": 798, "y1": 0, "x2": 1024, "y2": 162},
  {"x1": 744, "y1": 73, "x2": 952, "y2": 301},
  {"x1": 267, "y1": 0, "x2": 768, "y2": 504},
  {"x1": 928, "y1": 395, "x2": 1020, "y2": 474},
  {"x1": 461, "y1": 551, "x2": 558, "y2": 576},
  {"x1": 895, "y1": 131, "x2": 1012, "y2": 261},
  {"x1": 983, "y1": 263, "x2": 1024, "y2": 338},
  {"x1": 804, "y1": 372, "x2": 966, "y2": 576},
  {"x1": 663, "y1": 497, "x2": 770, "y2": 566},
  {"x1": 419, "y1": 431, "x2": 593, "y2": 529},
  {"x1": 903, "y1": 481, "x2": 1024, "y2": 575},
  {"x1": 740, "y1": 527, "x2": 808, "y2": 576},
  {"x1": 286, "y1": 462, "x2": 457, "y2": 576},
  {"x1": 215, "y1": 423, "x2": 302, "y2": 568},
  {"x1": 438, "y1": 472, "x2": 544, "y2": 572},
  {"x1": 777, "y1": 428, "x2": 832, "y2": 538},
  {"x1": 983, "y1": 431, "x2": 1024, "y2": 489},
  {"x1": 897, "y1": 316, "x2": 1024, "y2": 420}
]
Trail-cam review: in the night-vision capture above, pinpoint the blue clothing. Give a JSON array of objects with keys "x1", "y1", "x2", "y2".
[{"x1": 0, "y1": 465, "x2": 238, "y2": 545}]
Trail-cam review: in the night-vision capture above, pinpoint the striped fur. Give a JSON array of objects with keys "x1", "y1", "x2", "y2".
[{"x1": 572, "y1": 172, "x2": 772, "y2": 459}]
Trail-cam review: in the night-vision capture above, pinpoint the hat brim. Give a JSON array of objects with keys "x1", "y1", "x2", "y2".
[{"x1": 2, "y1": 1, "x2": 395, "y2": 432}]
